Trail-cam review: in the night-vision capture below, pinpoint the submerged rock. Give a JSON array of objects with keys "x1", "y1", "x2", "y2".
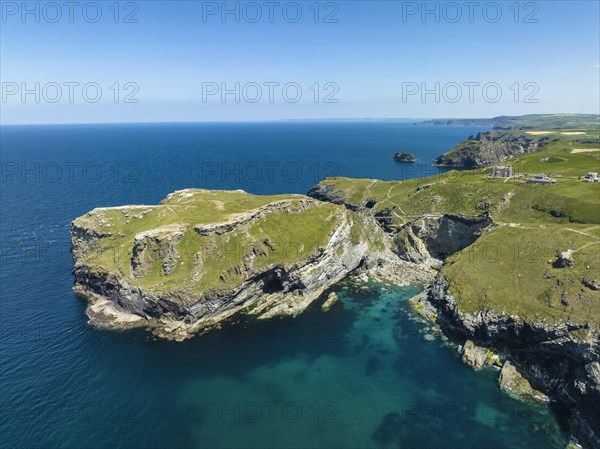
[{"x1": 321, "y1": 292, "x2": 340, "y2": 312}]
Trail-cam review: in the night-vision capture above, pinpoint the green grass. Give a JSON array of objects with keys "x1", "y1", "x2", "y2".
[
  {"x1": 73, "y1": 189, "x2": 348, "y2": 295},
  {"x1": 443, "y1": 225, "x2": 600, "y2": 324},
  {"x1": 497, "y1": 181, "x2": 600, "y2": 224},
  {"x1": 507, "y1": 141, "x2": 600, "y2": 177},
  {"x1": 418, "y1": 113, "x2": 600, "y2": 130},
  {"x1": 316, "y1": 135, "x2": 600, "y2": 227}
]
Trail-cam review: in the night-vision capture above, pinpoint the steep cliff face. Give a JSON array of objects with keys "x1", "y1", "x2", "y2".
[
  {"x1": 416, "y1": 113, "x2": 600, "y2": 130},
  {"x1": 393, "y1": 214, "x2": 493, "y2": 263},
  {"x1": 434, "y1": 132, "x2": 541, "y2": 168},
  {"x1": 308, "y1": 182, "x2": 494, "y2": 263},
  {"x1": 307, "y1": 182, "x2": 354, "y2": 208},
  {"x1": 428, "y1": 275, "x2": 600, "y2": 449},
  {"x1": 71, "y1": 189, "x2": 430, "y2": 340}
]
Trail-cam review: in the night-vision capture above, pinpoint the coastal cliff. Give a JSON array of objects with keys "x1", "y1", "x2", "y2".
[
  {"x1": 433, "y1": 121, "x2": 599, "y2": 168},
  {"x1": 428, "y1": 275, "x2": 600, "y2": 448},
  {"x1": 71, "y1": 189, "x2": 432, "y2": 341},
  {"x1": 417, "y1": 113, "x2": 600, "y2": 130},
  {"x1": 434, "y1": 131, "x2": 543, "y2": 168}
]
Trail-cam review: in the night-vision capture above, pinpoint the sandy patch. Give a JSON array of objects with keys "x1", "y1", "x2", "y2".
[
  {"x1": 526, "y1": 131, "x2": 553, "y2": 135},
  {"x1": 571, "y1": 148, "x2": 600, "y2": 153},
  {"x1": 561, "y1": 132, "x2": 586, "y2": 135}
]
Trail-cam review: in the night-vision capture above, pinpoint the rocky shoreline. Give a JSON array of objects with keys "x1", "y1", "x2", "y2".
[
  {"x1": 306, "y1": 183, "x2": 600, "y2": 449},
  {"x1": 421, "y1": 274, "x2": 600, "y2": 449},
  {"x1": 71, "y1": 187, "x2": 599, "y2": 448},
  {"x1": 71, "y1": 190, "x2": 435, "y2": 341}
]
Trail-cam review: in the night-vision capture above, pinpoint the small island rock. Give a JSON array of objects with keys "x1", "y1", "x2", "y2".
[{"x1": 393, "y1": 152, "x2": 416, "y2": 163}]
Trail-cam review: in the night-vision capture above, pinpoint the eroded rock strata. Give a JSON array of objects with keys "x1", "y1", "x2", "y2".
[
  {"x1": 428, "y1": 275, "x2": 600, "y2": 448},
  {"x1": 71, "y1": 189, "x2": 433, "y2": 341},
  {"x1": 434, "y1": 131, "x2": 541, "y2": 168}
]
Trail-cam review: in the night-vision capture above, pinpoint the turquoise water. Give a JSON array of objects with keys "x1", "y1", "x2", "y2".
[
  {"x1": 2, "y1": 283, "x2": 567, "y2": 449},
  {"x1": 0, "y1": 122, "x2": 569, "y2": 448},
  {"x1": 175, "y1": 282, "x2": 568, "y2": 449}
]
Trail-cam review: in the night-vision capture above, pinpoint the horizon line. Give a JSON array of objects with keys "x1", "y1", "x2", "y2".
[
  {"x1": 1, "y1": 112, "x2": 598, "y2": 127},
  {"x1": 0, "y1": 118, "x2": 425, "y2": 127}
]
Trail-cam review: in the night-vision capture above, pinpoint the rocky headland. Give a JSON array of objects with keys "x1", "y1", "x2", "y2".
[
  {"x1": 71, "y1": 189, "x2": 433, "y2": 341},
  {"x1": 433, "y1": 122, "x2": 598, "y2": 169},
  {"x1": 434, "y1": 131, "x2": 544, "y2": 168},
  {"x1": 417, "y1": 113, "x2": 600, "y2": 130}
]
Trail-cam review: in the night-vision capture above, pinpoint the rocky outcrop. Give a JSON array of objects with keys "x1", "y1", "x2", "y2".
[
  {"x1": 583, "y1": 278, "x2": 600, "y2": 291},
  {"x1": 427, "y1": 275, "x2": 600, "y2": 449},
  {"x1": 393, "y1": 214, "x2": 493, "y2": 262},
  {"x1": 461, "y1": 340, "x2": 489, "y2": 370},
  {"x1": 554, "y1": 250, "x2": 575, "y2": 268},
  {"x1": 435, "y1": 140, "x2": 538, "y2": 168},
  {"x1": 307, "y1": 183, "x2": 355, "y2": 208},
  {"x1": 307, "y1": 183, "x2": 494, "y2": 265},
  {"x1": 70, "y1": 225, "x2": 113, "y2": 260},
  {"x1": 393, "y1": 152, "x2": 416, "y2": 163},
  {"x1": 321, "y1": 292, "x2": 340, "y2": 312},
  {"x1": 499, "y1": 361, "x2": 549, "y2": 402},
  {"x1": 131, "y1": 225, "x2": 184, "y2": 277}
]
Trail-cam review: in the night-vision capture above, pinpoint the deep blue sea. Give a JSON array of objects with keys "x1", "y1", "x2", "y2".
[{"x1": 0, "y1": 122, "x2": 569, "y2": 448}]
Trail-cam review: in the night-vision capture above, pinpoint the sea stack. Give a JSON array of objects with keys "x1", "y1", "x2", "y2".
[{"x1": 393, "y1": 152, "x2": 417, "y2": 163}]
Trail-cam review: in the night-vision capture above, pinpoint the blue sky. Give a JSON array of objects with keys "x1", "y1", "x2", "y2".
[{"x1": 1, "y1": 0, "x2": 599, "y2": 124}]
